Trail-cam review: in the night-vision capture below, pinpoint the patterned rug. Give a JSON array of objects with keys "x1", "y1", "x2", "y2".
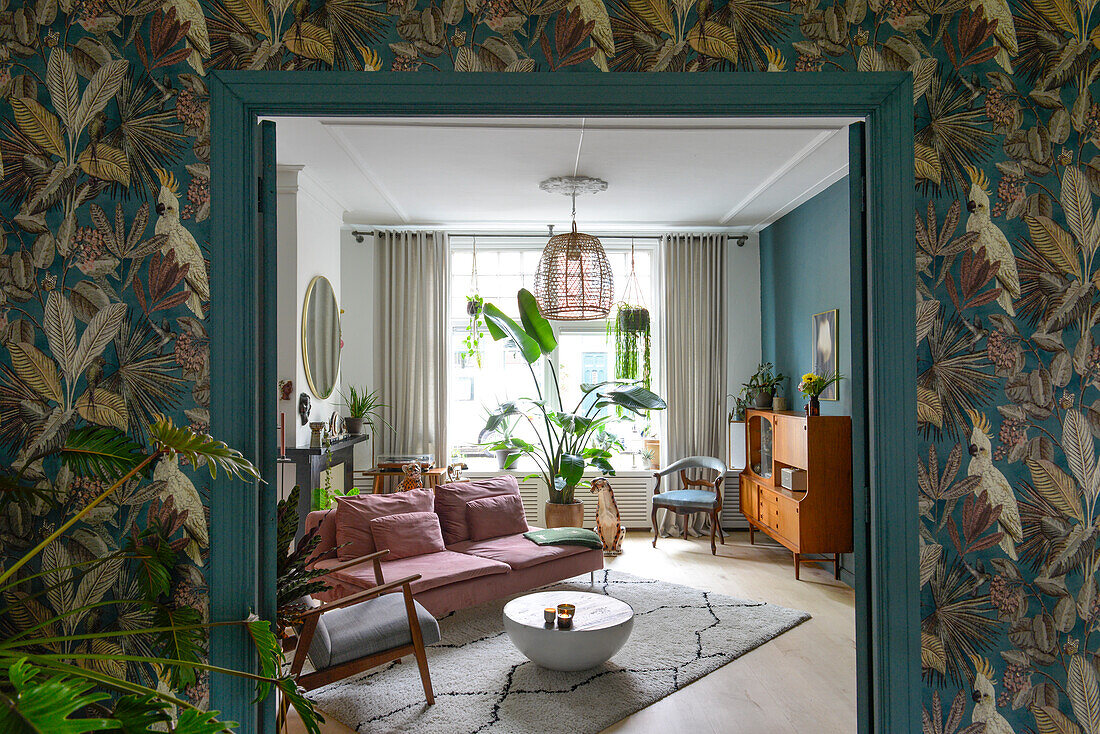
[{"x1": 307, "y1": 569, "x2": 810, "y2": 734}]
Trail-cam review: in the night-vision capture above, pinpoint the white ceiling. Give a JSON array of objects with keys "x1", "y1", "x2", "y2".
[{"x1": 270, "y1": 116, "x2": 857, "y2": 232}]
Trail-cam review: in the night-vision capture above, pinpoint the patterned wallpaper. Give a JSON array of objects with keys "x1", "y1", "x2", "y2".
[{"x1": 0, "y1": 0, "x2": 1096, "y2": 728}]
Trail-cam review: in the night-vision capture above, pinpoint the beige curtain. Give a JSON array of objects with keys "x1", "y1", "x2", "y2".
[
  {"x1": 374, "y1": 230, "x2": 449, "y2": 464},
  {"x1": 659, "y1": 233, "x2": 728, "y2": 537}
]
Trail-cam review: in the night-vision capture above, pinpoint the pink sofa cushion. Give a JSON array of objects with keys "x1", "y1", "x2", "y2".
[
  {"x1": 466, "y1": 494, "x2": 528, "y2": 541},
  {"x1": 448, "y1": 531, "x2": 590, "y2": 570},
  {"x1": 369, "y1": 511, "x2": 445, "y2": 559},
  {"x1": 316, "y1": 549, "x2": 510, "y2": 595},
  {"x1": 434, "y1": 475, "x2": 520, "y2": 545},
  {"x1": 334, "y1": 489, "x2": 434, "y2": 559}
]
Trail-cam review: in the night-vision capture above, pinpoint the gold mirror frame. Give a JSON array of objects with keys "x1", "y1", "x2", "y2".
[{"x1": 301, "y1": 275, "x2": 341, "y2": 400}]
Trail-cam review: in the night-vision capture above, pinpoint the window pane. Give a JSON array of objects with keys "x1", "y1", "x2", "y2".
[{"x1": 448, "y1": 238, "x2": 660, "y2": 467}]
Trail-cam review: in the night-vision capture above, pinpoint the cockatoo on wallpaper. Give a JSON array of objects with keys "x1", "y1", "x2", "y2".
[
  {"x1": 153, "y1": 453, "x2": 207, "y2": 566},
  {"x1": 966, "y1": 408, "x2": 1022, "y2": 561},
  {"x1": 163, "y1": 0, "x2": 210, "y2": 74},
  {"x1": 155, "y1": 169, "x2": 208, "y2": 319},
  {"x1": 970, "y1": 0, "x2": 1017, "y2": 72},
  {"x1": 965, "y1": 166, "x2": 1019, "y2": 317},
  {"x1": 971, "y1": 655, "x2": 1016, "y2": 734}
]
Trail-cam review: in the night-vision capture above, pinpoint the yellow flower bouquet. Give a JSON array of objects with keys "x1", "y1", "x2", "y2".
[{"x1": 798, "y1": 371, "x2": 843, "y2": 398}]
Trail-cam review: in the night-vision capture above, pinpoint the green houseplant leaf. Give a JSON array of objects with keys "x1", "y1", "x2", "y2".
[
  {"x1": 482, "y1": 303, "x2": 541, "y2": 364},
  {"x1": 60, "y1": 426, "x2": 146, "y2": 482},
  {"x1": 517, "y1": 288, "x2": 557, "y2": 355},
  {"x1": 0, "y1": 659, "x2": 117, "y2": 734}
]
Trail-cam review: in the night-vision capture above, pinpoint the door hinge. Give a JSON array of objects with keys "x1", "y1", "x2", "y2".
[{"x1": 257, "y1": 176, "x2": 265, "y2": 213}]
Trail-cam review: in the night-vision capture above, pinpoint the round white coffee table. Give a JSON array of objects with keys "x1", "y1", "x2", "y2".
[{"x1": 502, "y1": 590, "x2": 634, "y2": 671}]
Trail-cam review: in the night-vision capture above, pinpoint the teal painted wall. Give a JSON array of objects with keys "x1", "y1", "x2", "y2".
[{"x1": 760, "y1": 178, "x2": 852, "y2": 417}]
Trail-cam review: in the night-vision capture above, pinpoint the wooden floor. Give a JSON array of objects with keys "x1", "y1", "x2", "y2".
[{"x1": 285, "y1": 530, "x2": 857, "y2": 734}]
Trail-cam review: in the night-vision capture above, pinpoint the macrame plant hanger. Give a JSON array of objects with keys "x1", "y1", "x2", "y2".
[{"x1": 610, "y1": 237, "x2": 652, "y2": 408}]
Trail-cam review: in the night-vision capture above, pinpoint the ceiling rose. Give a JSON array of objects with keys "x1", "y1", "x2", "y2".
[{"x1": 538, "y1": 175, "x2": 609, "y2": 197}]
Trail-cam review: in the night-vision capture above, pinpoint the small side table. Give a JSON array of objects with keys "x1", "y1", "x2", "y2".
[{"x1": 503, "y1": 590, "x2": 634, "y2": 671}]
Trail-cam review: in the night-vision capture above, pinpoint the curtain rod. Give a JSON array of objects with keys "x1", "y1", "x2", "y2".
[{"x1": 351, "y1": 230, "x2": 749, "y2": 245}]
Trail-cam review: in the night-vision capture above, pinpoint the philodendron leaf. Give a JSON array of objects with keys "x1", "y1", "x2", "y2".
[
  {"x1": 0, "y1": 658, "x2": 117, "y2": 733},
  {"x1": 517, "y1": 288, "x2": 557, "y2": 355},
  {"x1": 482, "y1": 303, "x2": 540, "y2": 364},
  {"x1": 148, "y1": 414, "x2": 260, "y2": 481}
]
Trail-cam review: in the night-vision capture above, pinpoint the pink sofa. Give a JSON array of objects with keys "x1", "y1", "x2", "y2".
[{"x1": 303, "y1": 475, "x2": 604, "y2": 617}]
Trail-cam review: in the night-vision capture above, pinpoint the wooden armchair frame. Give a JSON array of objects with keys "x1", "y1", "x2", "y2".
[
  {"x1": 651, "y1": 456, "x2": 726, "y2": 555},
  {"x1": 286, "y1": 549, "x2": 435, "y2": 701}
]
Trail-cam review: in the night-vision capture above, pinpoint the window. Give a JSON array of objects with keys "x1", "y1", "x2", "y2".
[{"x1": 447, "y1": 236, "x2": 659, "y2": 469}]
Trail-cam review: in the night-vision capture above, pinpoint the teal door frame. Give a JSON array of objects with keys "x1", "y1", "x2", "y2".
[{"x1": 207, "y1": 71, "x2": 915, "y2": 734}]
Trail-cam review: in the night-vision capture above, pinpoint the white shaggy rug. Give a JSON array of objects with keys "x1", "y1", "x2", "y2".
[{"x1": 308, "y1": 569, "x2": 810, "y2": 733}]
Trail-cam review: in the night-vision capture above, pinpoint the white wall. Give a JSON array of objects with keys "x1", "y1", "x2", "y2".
[
  {"x1": 339, "y1": 231, "x2": 377, "y2": 466},
  {"x1": 276, "y1": 166, "x2": 345, "y2": 451}
]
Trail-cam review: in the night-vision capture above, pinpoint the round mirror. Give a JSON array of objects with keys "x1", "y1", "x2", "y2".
[{"x1": 302, "y1": 276, "x2": 341, "y2": 399}]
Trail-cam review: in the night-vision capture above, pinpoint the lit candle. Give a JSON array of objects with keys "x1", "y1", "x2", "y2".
[
  {"x1": 556, "y1": 603, "x2": 575, "y2": 629},
  {"x1": 544, "y1": 607, "x2": 556, "y2": 625}
]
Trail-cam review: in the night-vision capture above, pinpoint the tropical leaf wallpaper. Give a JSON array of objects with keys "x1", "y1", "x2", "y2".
[{"x1": 0, "y1": 0, "x2": 1096, "y2": 727}]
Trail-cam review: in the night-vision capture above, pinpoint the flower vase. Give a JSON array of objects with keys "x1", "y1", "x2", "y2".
[{"x1": 806, "y1": 396, "x2": 821, "y2": 417}]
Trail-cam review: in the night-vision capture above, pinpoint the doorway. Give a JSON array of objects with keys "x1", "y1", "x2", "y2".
[{"x1": 207, "y1": 72, "x2": 916, "y2": 734}]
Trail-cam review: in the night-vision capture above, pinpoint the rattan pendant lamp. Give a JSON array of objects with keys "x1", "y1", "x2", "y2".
[{"x1": 534, "y1": 175, "x2": 613, "y2": 320}]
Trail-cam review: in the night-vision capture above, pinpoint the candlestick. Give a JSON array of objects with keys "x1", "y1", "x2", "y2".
[{"x1": 544, "y1": 607, "x2": 556, "y2": 625}]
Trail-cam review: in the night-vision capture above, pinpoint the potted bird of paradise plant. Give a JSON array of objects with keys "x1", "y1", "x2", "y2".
[{"x1": 480, "y1": 289, "x2": 667, "y2": 528}]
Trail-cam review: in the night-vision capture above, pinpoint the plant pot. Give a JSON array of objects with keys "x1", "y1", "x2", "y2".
[
  {"x1": 494, "y1": 448, "x2": 518, "y2": 470},
  {"x1": 545, "y1": 501, "x2": 585, "y2": 529},
  {"x1": 753, "y1": 389, "x2": 774, "y2": 409},
  {"x1": 643, "y1": 438, "x2": 660, "y2": 469},
  {"x1": 345, "y1": 417, "x2": 364, "y2": 435},
  {"x1": 466, "y1": 299, "x2": 482, "y2": 316},
  {"x1": 617, "y1": 307, "x2": 650, "y2": 333}
]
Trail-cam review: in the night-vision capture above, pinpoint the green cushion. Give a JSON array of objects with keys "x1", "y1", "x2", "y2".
[{"x1": 524, "y1": 527, "x2": 603, "y2": 549}]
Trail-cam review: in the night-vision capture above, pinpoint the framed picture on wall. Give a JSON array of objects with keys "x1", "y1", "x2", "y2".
[{"x1": 812, "y1": 309, "x2": 840, "y2": 401}]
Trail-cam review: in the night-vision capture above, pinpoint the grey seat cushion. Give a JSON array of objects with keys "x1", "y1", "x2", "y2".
[
  {"x1": 652, "y1": 489, "x2": 719, "y2": 510},
  {"x1": 307, "y1": 593, "x2": 441, "y2": 671}
]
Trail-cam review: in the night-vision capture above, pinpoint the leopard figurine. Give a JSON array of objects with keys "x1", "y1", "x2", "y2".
[{"x1": 590, "y1": 477, "x2": 625, "y2": 556}]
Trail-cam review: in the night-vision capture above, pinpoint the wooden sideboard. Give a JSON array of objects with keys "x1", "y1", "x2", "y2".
[{"x1": 739, "y1": 409, "x2": 852, "y2": 580}]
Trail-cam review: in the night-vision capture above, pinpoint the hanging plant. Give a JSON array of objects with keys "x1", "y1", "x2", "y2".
[
  {"x1": 610, "y1": 303, "x2": 651, "y2": 388},
  {"x1": 461, "y1": 294, "x2": 485, "y2": 367},
  {"x1": 608, "y1": 239, "x2": 652, "y2": 402},
  {"x1": 459, "y1": 238, "x2": 485, "y2": 367}
]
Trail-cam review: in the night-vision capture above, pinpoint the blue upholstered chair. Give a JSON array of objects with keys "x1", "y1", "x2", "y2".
[
  {"x1": 651, "y1": 456, "x2": 727, "y2": 555},
  {"x1": 288, "y1": 550, "x2": 440, "y2": 703}
]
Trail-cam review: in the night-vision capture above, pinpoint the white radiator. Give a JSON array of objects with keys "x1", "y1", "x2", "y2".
[
  {"x1": 464, "y1": 470, "x2": 747, "y2": 530},
  {"x1": 466, "y1": 471, "x2": 655, "y2": 529}
]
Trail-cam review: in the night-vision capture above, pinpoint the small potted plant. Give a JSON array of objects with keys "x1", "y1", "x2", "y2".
[
  {"x1": 339, "y1": 385, "x2": 391, "y2": 437},
  {"x1": 743, "y1": 362, "x2": 786, "y2": 410},
  {"x1": 480, "y1": 403, "x2": 523, "y2": 470},
  {"x1": 797, "y1": 371, "x2": 844, "y2": 416}
]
